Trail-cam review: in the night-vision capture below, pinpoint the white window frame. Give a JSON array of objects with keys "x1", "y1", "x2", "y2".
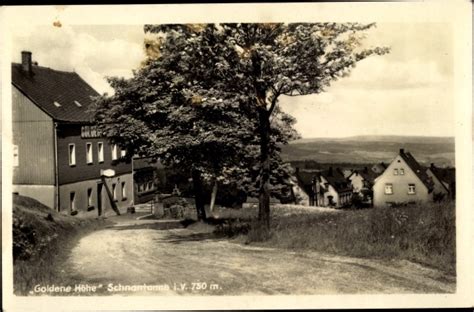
[
  {"x1": 97, "y1": 142, "x2": 104, "y2": 163},
  {"x1": 86, "y1": 142, "x2": 93, "y2": 164},
  {"x1": 400, "y1": 168, "x2": 405, "y2": 175},
  {"x1": 385, "y1": 183, "x2": 393, "y2": 195},
  {"x1": 13, "y1": 144, "x2": 19, "y2": 167},
  {"x1": 111, "y1": 144, "x2": 118, "y2": 160},
  {"x1": 120, "y1": 148, "x2": 126, "y2": 158},
  {"x1": 121, "y1": 182, "x2": 127, "y2": 200},
  {"x1": 393, "y1": 169, "x2": 398, "y2": 175},
  {"x1": 68, "y1": 144, "x2": 76, "y2": 166},
  {"x1": 408, "y1": 184, "x2": 416, "y2": 195}
]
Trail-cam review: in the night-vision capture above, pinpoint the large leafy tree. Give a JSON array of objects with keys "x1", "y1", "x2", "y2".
[
  {"x1": 93, "y1": 23, "x2": 388, "y2": 232},
  {"x1": 92, "y1": 25, "x2": 299, "y2": 220},
  {"x1": 142, "y1": 23, "x2": 389, "y2": 235}
]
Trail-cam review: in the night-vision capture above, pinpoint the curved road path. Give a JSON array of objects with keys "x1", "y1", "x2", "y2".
[{"x1": 61, "y1": 220, "x2": 456, "y2": 295}]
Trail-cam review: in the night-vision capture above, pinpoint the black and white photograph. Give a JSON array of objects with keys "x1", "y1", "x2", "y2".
[{"x1": 1, "y1": 2, "x2": 472, "y2": 310}]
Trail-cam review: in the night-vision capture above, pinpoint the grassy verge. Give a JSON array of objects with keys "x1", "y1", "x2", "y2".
[
  {"x1": 215, "y1": 202, "x2": 456, "y2": 275},
  {"x1": 12, "y1": 195, "x2": 110, "y2": 295}
]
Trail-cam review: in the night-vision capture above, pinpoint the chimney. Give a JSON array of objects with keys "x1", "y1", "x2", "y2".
[
  {"x1": 21, "y1": 51, "x2": 32, "y2": 73},
  {"x1": 399, "y1": 148, "x2": 405, "y2": 154},
  {"x1": 430, "y1": 163, "x2": 435, "y2": 169}
]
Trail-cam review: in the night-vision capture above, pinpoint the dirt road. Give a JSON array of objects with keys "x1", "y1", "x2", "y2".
[{"x1": 61, "y1": 219, "x2": 455, "y2": 295}]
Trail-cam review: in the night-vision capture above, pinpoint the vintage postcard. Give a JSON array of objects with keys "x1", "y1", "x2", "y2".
[{"x1": 1, "y1": 2, "x2": 472, "y2": 310}]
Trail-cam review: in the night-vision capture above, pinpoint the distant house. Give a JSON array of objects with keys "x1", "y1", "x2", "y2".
[
  {"x1": 348, "y1": 167, "x2": 379, "y2": 193},
  {"x1": 133, "y1": 157, "x2": 163, "y2": 204},
  {"x1": 426, "y1": 163, "x2": 455, "y2": 200},
  {"x1": 12, "y1": 51, "x2": 133, "y2": 215},
  {"x1": 347, "y1": 167, "x2": 379, "y2": 205},
  {"x1": 294, "y1": 167, "x2": 352, "y2": 208},
  {"x1": 373, "y1": 149, "x2": 437, "y2": 207},
  {"x1": 315, "y1": 167, "x2": 352, "y2": 208}
]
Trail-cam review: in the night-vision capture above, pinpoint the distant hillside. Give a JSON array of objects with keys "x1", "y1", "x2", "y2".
[{"x1": 281, "y1": 135, "x2": 455, "y2": 167}]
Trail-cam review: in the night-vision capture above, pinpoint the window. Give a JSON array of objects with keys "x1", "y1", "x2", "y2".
[
  {"x1": 384, "y1": 183, "x2": 393, "y2": 195},
  {"x1": 121, "y1": 182, "x2": 127, "y2": 200},
  {"x1": 86, "y1": 142, "x2": 93, "y2": 164},
  {"x1": 408, "y1": 184, "x2": 416, "y2": 195},
  {"x1": 120, "y1": 149, "x2": 126, "y2": 157},
  {"x1": 68, "y1": 144, "x2": 76, "y2": 166},
  {"x1": 393, "y1": 169, "x2": 398, "y2": 175},
  {"x1": 112, "y1": 183, "x2": 117, "y2": 201},
  {"x1": 70, "y1": 192, "x2": 76, "y2": 211},
  {"x1": 87, "y1": 188, "x2": 93, "y2": 206},
  {"x1": 13, "y1": 145, "x2": 19, "y2": 167},
  {"x1": 97, "y1": 142, "x2": 104, "y2": 163},
  {"x1": 400, "y1": 168, "x2": 405, "y2": 175},
  {"x1": 111, "y1": 144, "x2": 118, "y2": 160}
]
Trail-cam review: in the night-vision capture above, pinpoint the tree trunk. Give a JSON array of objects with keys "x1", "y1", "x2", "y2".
[
  {"x1": 191, "y1": 168, "x2": 207, "y2": 221},
  {"x1": 257, "y1": 108, "x2": 271, "y2": 237},
  {"x1": 209, "y1": 180, "x2": 218, "y2": 214}
]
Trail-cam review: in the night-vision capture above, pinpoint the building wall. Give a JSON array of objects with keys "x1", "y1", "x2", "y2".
[
  {"x1": 56, "y1": 124, "x2": 133, "y2": 185},
  {"x1": 373, "y1": 155, "x2": 430, "y2": 207},
  {"x1": 58, "y1": 173, "x2": 134, "y2": 215},
  {"x1": 12, "y1": 86, "x2": 55, "y2": 185},
  {"x1": 348, "y1": 173, "x2": 364, "y2": 193},
  {"x1": 12, "y1": 184, "x2": 55, "y2": 209}
]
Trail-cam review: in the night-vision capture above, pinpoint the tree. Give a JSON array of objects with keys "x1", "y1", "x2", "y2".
[
  {"x1": 91, "y1": 25, "x2": 299, "y2": 221},
  {"x1": 93, "y1": 23, "x2": 388, "y2": 232},
  {"x1": 142, "y1": 23, "x2": 389, "y2": 236}
]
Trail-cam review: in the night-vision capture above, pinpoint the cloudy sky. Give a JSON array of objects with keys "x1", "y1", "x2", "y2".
[{"x1": 11, "y1": 22, "x2": 454, "y2": 139}]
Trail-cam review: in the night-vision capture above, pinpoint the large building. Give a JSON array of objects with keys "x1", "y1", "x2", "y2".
[
  {"x1": 373, "y1": 149, "x2": 449, "y2": 207},
  {"x1": 12, "y1": 51, "x2": 134, "y2": 216}
]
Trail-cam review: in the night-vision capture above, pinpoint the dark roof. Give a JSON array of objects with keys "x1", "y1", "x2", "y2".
[
  {"x1": 12, "y1": 63, "x2": 100, "y2": 123},
  {"x1": 295, "y1": 170, "x2": 318, "y2": 195},
  {"x1": 399, "y1": 150, "x2": 434, "y2": 191},
  {"x1": 430, "y1": 165, "x2": 456, "y2": 186},
  {"x1": 349, "y1": 168, "x2": 379, "y2": 184},
  {"x1": 133, "y1": 157, "x2": 164, "y2": 171},
  {"x1": 319, "y1": 168, "x2": 352, "y2": 193}
]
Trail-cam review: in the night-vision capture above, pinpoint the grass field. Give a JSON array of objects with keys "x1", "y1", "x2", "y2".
[{"x1": 216, "y1": 202, "x2": 456, "y2": 275}]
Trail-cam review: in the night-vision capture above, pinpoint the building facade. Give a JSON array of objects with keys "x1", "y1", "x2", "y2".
[
  {"x1": 12, "y1": 51, "x2": 133, "y2": 216},
  {"x1": 373, "y1": 149, "x2": 435, "y2": 207}
]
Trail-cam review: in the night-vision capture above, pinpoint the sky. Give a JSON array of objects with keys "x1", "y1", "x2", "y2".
[{"x1": 11, "y1": 22, "x2": 454, "y2": 139}]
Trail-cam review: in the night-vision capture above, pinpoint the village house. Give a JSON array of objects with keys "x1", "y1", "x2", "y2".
[
  {"x1": 347, "y1": 167, "x2": 380, "y2": 205},
  {"x1": 12, "y1": 51, "x2": 134, "y2": 215},
  {"x1": 426, "y1": 163, "x2": 455, "y2": 200},
  {"x1": 294, "y1": 167, "x2": 352, "y2": 208},
  {"x1": 133, "y1": 157, "x2": 163, "y2": 204},
  {"x1": 373, "y1": 149, "x2": 448, "y2": 207}
]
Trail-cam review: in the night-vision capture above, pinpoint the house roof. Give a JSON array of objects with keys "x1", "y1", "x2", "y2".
[
  {"x1": 429, "y1": 165, "x2": 456, "y2": 186},
  {"x1": 12, "y1": 63, "x2": 100, "y2": 123},
  {"x1": 133, "y1": 157, "x2": 164, "y2": 171},
  {"x1": 319, "y1": 168, "x2": 352, "y2": 193},
  {"x1": 295, "y1": 170, "x2": 318, "y2": 195},
  {"x1": 399, "y1": 149, "x2": 434, "y2": 191},
  {"x1": 349, "y1": 168, "x2": 379, "y2": 184}
]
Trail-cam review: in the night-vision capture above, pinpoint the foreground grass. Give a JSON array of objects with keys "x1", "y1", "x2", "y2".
[
  {"x1": 216, "y1": 202, "x2": 456, "y2": 275},
  {"x1": 13, "y1": 195, "x2": 110, "y2": 295}
]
